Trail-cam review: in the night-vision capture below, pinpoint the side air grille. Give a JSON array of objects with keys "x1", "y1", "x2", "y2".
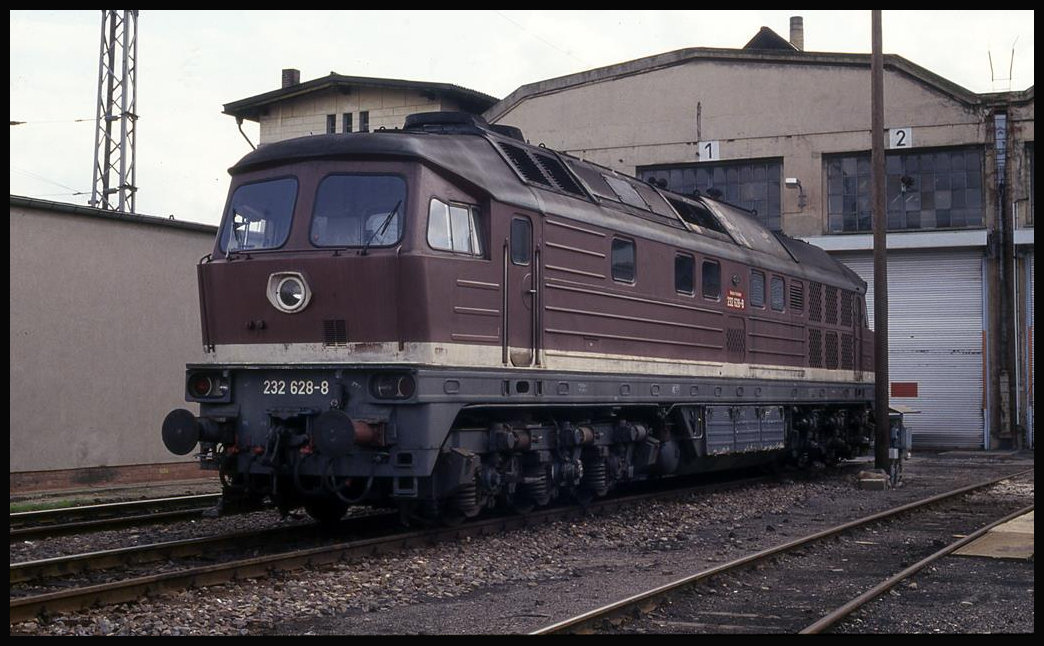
[
  {"x1": 789, "y1": 280, "x2": 805, "y2": 312},
  {"x1": 323, "y1": 319, "x2": 348, "y2": 347},
  {"x1": 841, "y1": 333, "x2": 854, "y2": 370},
  {"x1": 825, "y1": 331, "x2": 839, "y2": 369},
  {"x1": 809, "y1": 282, "x2": 823, "y2": 323},
  {"x1": 726, "y1": 328, "x2": 746, "y2": 354},
  {"x1": 809, "y1": 328, "x2": 823, "y2": 368},
  {"x1": 840, "y1": 290, "x2": 853, "y2": 327},
  {"x1": 825, "y1": 286, "x2": 838, "y2": 325}
]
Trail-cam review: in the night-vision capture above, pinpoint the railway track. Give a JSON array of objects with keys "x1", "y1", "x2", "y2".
[
  {"x1": 10, "y1": 494, "x2": 223, "y2": 540},
  {"x1": 10, "y1": 473, "x2": 775, "y2": 625},
  {"x1": 530, "y1": 468, "x2": 1033, "y2": 634}
]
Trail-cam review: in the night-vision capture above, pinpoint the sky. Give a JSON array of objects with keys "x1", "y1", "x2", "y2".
[{"x1": 10, "y1": 10, "x2": 1034, "y2": 228}]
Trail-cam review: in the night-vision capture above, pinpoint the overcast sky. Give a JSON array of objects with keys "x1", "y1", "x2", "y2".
[{"x1": 10, "y1": 10, "x2": 1034, "y2": 227}]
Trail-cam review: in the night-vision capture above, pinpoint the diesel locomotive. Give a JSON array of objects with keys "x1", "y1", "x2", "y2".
[{"x1": 162, "y1": 111, "x2": 876, "y2": 525}]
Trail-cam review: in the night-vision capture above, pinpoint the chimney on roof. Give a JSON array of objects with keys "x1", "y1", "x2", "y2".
[
  {"x1": 789, "y1": 16, "x2": 804, "y2": 51},
  {"x1": 282, "y1": 68, "x2": 300, "y2": 88}
]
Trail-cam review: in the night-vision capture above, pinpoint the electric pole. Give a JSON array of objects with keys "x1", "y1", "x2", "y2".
[
  {"x1": 90, "y1": 10, "x2": 139, "y2": 213},
  {"x1": 871, "y1": 10, "x2": 891, "y2": 470}
]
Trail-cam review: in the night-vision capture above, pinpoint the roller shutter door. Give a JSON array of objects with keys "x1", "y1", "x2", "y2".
[{"x1": 836, "y1": 249, "x2": 985, "y2": 449}]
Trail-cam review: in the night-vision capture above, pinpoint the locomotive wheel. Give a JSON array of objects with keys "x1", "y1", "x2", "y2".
[{"x1": 304, "y1": 499, "x2": 349, "y2": 527}]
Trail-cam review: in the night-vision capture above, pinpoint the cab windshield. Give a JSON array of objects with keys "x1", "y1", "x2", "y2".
[
  {"x1": 310, "y1": 174, "x2": 407, "y2": 248},
  {"x1": 220, "y1": 177, "x2": 298, "y2": 253}
]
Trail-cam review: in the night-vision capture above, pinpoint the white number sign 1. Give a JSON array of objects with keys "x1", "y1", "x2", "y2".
[{"x1": 697, "y1": 140, "x2": 720, "y2": 161}]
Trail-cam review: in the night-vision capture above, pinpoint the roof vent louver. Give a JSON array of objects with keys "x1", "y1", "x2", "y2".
[
  {"x1": 496, "y1": 141, "x2": 586, "y2": 198},
  {"x1": 497, "y1": 141, "x2": 551, "y2": 187},
  {"x1": 532, "y1": 151, "x2": 585, "y2": 196}
]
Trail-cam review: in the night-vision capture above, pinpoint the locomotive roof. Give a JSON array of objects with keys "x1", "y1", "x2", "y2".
[{"x1": 229, "y1": 113, "x2": 865, "y2": 294}]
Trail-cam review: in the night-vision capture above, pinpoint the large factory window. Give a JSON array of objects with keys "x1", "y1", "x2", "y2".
[
  {"x1": 427, "y1": 198, "x2": 483, "y2": 256},
  {"x1": 611, "y1": 238, "x2": 635, "y2": 283},
  {"x1": 1029, "y1": 142, "x2": 1034, "y2": 226},
  {"x1": 702, "y1": 259, "x2": 721, "y2": 300},
  {"x1": 638, "y1": 159, "x2": 782, "y2": 232},
  {"x1": 826, "y1": 146, "x2": 985, "y2": 232},
  {"x1": 675, "y1": 253, "x2": 694, "y2": 294}
]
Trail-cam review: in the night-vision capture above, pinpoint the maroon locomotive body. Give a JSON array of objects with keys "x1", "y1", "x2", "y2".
[{"x1": 163, "y1": 112, "x2": 875, "y2": 524}]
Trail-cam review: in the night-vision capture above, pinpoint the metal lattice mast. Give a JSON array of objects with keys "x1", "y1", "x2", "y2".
[{"x1": 90, "y1": 10, "x2": 139, "y2": 213}]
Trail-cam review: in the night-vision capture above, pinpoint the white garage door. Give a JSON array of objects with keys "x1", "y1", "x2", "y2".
[{"x1": 837, "y1": 249, "x2": 985, "y2": 449}]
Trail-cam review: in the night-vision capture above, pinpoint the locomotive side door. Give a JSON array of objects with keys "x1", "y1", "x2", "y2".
[{"x1": 503, "y1": 215, "x2": 540, "y2": 367}]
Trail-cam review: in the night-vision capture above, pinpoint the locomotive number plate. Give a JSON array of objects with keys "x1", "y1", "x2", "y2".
[{"x1": 262, "y1": 379, "x2": 330, "y2": 396}]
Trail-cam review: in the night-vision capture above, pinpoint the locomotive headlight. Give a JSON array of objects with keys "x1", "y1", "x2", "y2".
[
  {"x1": 185, "y1": 370, "x2": 231, "y2": 402},
  {"x1": 266, "y1": 272, "x2": 312, "y2": 313},
  {"x1": 370, "y1": 373, "x2": 416, "y2": 400}
]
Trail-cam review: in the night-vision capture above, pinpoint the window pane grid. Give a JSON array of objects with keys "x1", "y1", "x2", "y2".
[
  {"x1": 639, "y1": 160, "x2": 782, "y2": 232},
  {"x1": 827, "y1": 147, "x2": 984, "y2": 233}
]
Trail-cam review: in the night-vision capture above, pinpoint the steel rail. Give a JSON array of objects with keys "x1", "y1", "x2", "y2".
[
  {"x1": 530, "y1": 468, "x2": 1033, "y2": 634},
  {"x1": 9, "y1": 473, "x2": 772, "y2": 624},
  {"x1": 11, "y1": 494, "x2": 221, "y2": 539},
  {"x1": 799, "y1": 502, "x2": 1034, "y2": 634}
]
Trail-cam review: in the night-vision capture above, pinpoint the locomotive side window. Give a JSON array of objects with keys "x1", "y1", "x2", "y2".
[
  {"x1": 310, "y1": 174, "x2": 406, "y2": 248},
  {"x1": 427, "y1": 198, "x2": 483, "y2": 256},
  {"x1": 221, "y1": 177, "x2": 298, "y2": 253},
  {"x1": 702, "y1": 259, "x2": 721, "y2": 300},
  {"x1": 510, "y1": 217, "x2": 532, "y2": 265},
  {"x1": 675, "y1": 253, "x2": 694, "y2": 295},
  {"x1": 750, "y1": 270, "x2": 766, "y2": 308},
  {"x1": 771, "y1": 275, "x2": 786, "y2": 311},
  {"x1": 611, "y1": 238, "x2": 636, "y2": 283}
]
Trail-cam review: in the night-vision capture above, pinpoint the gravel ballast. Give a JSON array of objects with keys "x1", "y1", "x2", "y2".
[{"x1": 9, "y1": 450, "x2": 1033, "y2": 636}]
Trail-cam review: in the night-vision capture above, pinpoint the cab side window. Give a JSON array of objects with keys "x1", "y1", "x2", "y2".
[
  {"x1": 675, "y1": 253, "x2": 694, "y2": 294},
  {"x1": 428, "y1": 198, "x2": 483, "y2": 256},
  {"x1": 611, "y1": 238, "x2": 636, "y2": 283}
]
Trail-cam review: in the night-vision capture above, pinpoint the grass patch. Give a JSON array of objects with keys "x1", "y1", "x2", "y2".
[{"x1": 10, "y1": 498, "x2": 96, "y2": 513}]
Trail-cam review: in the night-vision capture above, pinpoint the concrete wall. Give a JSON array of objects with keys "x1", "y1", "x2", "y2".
[{"x1": 9, "y1": 197, "x2": 217, "y2": 474}]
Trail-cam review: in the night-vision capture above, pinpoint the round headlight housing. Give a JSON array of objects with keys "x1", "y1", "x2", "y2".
[
  {"x1": 266, "y1": 272, "x2": 311, "y2": 313},
  {"x1": 370, "y1": 373, "x2": 417, "y2": 400}
]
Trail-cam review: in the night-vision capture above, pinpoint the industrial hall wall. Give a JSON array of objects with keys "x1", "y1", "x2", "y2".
[{"x1": 10, "y1": 196, "x2": 216, "y2": 483}]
